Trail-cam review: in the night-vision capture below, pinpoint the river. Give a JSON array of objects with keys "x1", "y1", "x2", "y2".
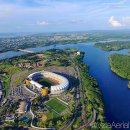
[{"x1": 0, "y1": 43, "x2": 129, "y2": 130}]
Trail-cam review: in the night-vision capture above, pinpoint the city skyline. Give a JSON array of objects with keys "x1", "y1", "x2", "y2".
[{"x1": 0, "y1": 0, "x2": 130, "y2": 32}]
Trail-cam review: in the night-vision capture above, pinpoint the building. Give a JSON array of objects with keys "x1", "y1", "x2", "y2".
[
  {"x1": 27, "y1": 71, "x2": 69, "y2": 95},
  {"x1": 0, "y1": 81, "x2": 3, "y2": 90},
  {"x1": 77, "y1": 51, "x2": 81, "y2": 55},
  {"x1": 25, "y1": 79, "x2": 30, "y2": 85},
  {"x1": 41, "y1": 88, "x2": 48, "y2": 96},
  {"x1": 5, "y1": 117, "x2": 15, "y2": 122},
  {"x1": 30, "y1": 80, "x2": 43, "y2": 89},
  {"x1": 36, "y1": 54, "x2": 44, "y2": 59},
  {"x1": 0, "y1": 90, "x2": 2, "y2": 100},
  {"x1": 16, "y1": 101, "x2": 28, "y2": 114},
  {"x1": 0, "y1": 81, "x2": 3, "y2": 100}
]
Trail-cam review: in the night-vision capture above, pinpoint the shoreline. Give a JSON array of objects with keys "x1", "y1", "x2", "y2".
[
  {"x1": 109, "y1": 57, "x2": 130, "y2": 81},
  {"x1": 74, "y1": 53, "x2": 110, "y2": 129},
  {"x1": 109, "y1": 56, "x2": 130, "y2": 90}
]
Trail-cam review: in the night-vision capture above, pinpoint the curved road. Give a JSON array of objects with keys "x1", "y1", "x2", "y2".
[{"x1": 60, "y1": 60, "x2": 96, "y2": 130}]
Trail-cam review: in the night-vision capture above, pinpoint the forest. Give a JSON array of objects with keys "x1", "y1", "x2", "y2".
[
  {"x1": 95, "y1": 41, "x2": 130, "y2": 51},
  {"x1": 109, "y1": 54, "x2": 130, "y2": 80}
]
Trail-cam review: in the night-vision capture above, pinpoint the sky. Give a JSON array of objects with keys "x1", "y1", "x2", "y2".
[{"x1": 0, "y1": 0, "x2": 130, "y2": 32}]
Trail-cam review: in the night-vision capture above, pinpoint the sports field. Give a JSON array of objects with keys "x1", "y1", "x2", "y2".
[
  {"x1": 38, "y1": 78, "x2": 56, "y2": 87},
  {"x1": 46, "y1": 98, "x2": 66, "y2": 113}
]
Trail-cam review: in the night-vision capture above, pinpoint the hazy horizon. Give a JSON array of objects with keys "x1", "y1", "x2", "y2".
[
  {"x1": 1, "y1": 29, "x2": 130, "y2": 34},
  {"x1": 1, "y1": 0, "x2": 130, "y2": 32}
]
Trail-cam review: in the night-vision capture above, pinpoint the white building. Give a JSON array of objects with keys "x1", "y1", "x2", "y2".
[
  {"x1": 28, "y1": 71, "x2": 69, "y2": 94},
  {"x1": 30, "y1": 80, "x2": 43, "y2": 89},
  {"x1": 77, "y1": 51, "x2": 81, "y2": 55}
]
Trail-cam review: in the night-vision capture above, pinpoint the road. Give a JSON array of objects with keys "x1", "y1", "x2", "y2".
[
  {"x1": 75, "y1": 109, "x2": 96, "y2": 130},
  {"x1": 2, "y1": 57, "x2": 96, "y2": 130},
  {"x1": 60, "y1": 59, "x2": 90, "y2": 130},
  {"x1": 59, "y1": 61, "x2": 80, "y2": 130},
  {"x1": 59, "y1": 80, "x2": 78, "y2": 130},
  {"x1": 75, "y1": 65, "x2": 88, "y2": 122},
  {"x1": 62, "y1": 57, "x2": 96, "y2": 130}
]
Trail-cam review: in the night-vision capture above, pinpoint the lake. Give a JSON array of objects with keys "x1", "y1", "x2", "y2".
[{"x1": 0, "y1": 43, "x2": 129, "y2": 130}]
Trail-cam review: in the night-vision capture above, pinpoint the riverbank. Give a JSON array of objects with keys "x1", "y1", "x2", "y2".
[
  {"x1": 74, "y1": 53, "x2": 110, "y2": 130},
  {"x1": 128, "y1": 82, "x2": 130, "y2": 88},
  {"x1": 95, "y1": 41, "x2": 130, "y2": 51},
  {"x1": 0, "y1": 32, "x2": 89, "y2": 54}
]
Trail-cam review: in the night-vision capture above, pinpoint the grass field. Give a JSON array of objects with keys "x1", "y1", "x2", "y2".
[
  {"x1": 38, "y1": 78, "x2": 56, "y2": 87},
  {"x1": 46, "y1": 98, "x2": 67, "y2": 113},
  {"x1": 46, "y1": 110, "x2": 60, "y2": 120},
  {"x1": 0, "y1": 64, "x2": 22, "y2": 97}
]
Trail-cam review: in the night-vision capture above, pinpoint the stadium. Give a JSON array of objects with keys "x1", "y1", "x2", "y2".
[{"x1": 25, "y1": 71, "x2": 69, "y2": 95}]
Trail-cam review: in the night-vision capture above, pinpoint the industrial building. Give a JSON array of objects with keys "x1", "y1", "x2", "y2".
[{"x1": 26, "y1": 71, "x2": 69, "y2": 95}]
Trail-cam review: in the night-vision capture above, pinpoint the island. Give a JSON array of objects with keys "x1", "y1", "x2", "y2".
[
  {"x1": 95, "y1": 41, "x2": 130, "y2": 89},
  {"x1": 109, "y1": 54, "x2": 130, "y2": 80},
  {"x1": 109, "y1": 54, "x2": 130, "y2": 89},
  {"x1": 95, "y1": 41, "x2": 130, "y2": 51}
]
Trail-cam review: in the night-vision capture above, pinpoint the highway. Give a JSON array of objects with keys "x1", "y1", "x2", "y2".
[{"x1": 75, "y1": 65, "x2": 88, "y2": 122}]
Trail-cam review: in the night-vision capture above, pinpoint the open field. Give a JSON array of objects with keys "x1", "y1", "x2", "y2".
[
  {"x1": 0, "y1": 64, "x2": 21, "y2": 97},
  {"x1": 46, "y1": 98, "x2": 67, "y2": 113}
]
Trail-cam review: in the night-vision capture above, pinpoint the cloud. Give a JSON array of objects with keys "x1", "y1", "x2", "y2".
[
  {"x1": 109, "y1": 16, "x2": 130, "y2": 28},
  {"x1": 122, "y1": 16, "x2": 130, "y2": 25},
  {"x1": 109, "y1": 16, "x2": 122, "y2": 27},
  {"x1": 36, "y1": 21, "x2": 49, "y2": 26},
  {"x1": 0, "y1": 0, "x2": 130, "y2": 32}
]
